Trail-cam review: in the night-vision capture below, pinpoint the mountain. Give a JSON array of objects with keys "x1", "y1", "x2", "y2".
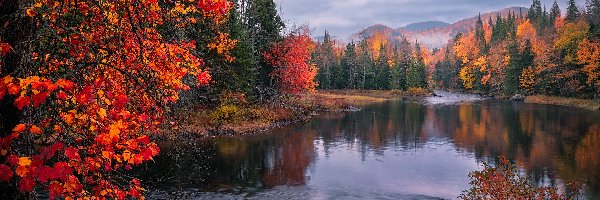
[
  {"x1": 400, "y1": 21, "x2": 450, "y2": 32},
  {"x1": 348, "y1": 7, "x2": 528, "y2": 49}
]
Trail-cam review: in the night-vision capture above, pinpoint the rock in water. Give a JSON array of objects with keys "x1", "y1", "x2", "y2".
[{"x1": 510, "y1": 94, "x2": 525, "y2": 101}]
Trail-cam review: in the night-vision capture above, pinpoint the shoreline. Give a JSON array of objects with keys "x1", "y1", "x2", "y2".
[
  {"x1": 157, "y1": 90, "x2": 430, "y2": 140},
  {"x1": 156, "y1": 90, "x2": 599, "y2": 141},
  {"x1": 524, "y1": 95, "x2": 600, "y2": 111}
]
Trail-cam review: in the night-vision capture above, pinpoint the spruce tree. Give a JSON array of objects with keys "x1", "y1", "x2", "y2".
[
  {"x1": 566, "y1": 0, "x2": 581, "y2": 22},
  {"x1": 475, "y1": 14, "x2": 488, "y2": 54},
  {"x1": 550, "y1": 0, "x2": 562, "y2": 25},
  {"x1": 407, "y1": 42, "x2": 427, "y2": 89},
  {"x1": 246, "y1": 0, "x2": 285, "y2": 90},
  {"x1": 228, "y1": 2, "x2": 259, "y2": 94},
  {"x1": 587, "y1": 0, "x2": 600, "y2": 38},
  {"x1": 342, "y1": 42, "x2": 358, "y2": 89}
]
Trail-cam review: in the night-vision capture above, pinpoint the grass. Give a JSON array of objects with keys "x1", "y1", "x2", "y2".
[
  {"x1": 525, "y1": 95, "x2": 600, "y2": 110},
  {"x1": 160, "y1": 90, "x2": 430, "y2": 137}
]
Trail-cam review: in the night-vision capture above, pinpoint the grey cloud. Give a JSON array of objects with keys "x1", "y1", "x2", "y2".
[{"x1": 276, "y1": 0, "x2": 587, "y2": 39}]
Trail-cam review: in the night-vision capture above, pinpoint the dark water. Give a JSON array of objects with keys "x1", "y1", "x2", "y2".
[{"x1": 135, "y1": 100, "x2": 600, "y2": 199}]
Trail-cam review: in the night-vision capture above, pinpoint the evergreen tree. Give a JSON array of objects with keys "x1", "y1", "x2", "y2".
[
  {"x1": 587, "y1": 0, "x2": 600, "y2": 38},
  {"x1": 528, "y1": 0, "x2": 543, "y2": 24},
  {"x1": 342, "y1": 42, "x2": 359, "y2": 89},
  {"x1": 315, "y1": 31, "x2": 337, "y2": 89},
  {"x1": 376, "y1": 44, "x2": 390, "y2": 90},
  {"x1": 475, "y1": 14, "x2": 488, "y2": 54},
  {"x1": 357, "y1": 40, "x2": 373, "y2": 89},
  {"x1": 504, "y1": 40, "x2": 522, "y2": 95},
  {"x1": 228, "y1": 2, "x2": 259, "y2": 94},
  {"x1": 407, "y1": 42, "x2": 427, "y2": 89},
  {"x1": 566, "y1": 0, "x2": 581, "y2": 22},
  {"x1": 246, "y1": 0, "x2": 285, "y2": 90},
  {"x1": 550, "y1": 0, "x2": 562, "y2": 25}
]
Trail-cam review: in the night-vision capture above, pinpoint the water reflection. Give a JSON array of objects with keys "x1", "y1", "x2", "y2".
[{"x1": 137, "y1": 100, "x2": 600, "y2": 199}]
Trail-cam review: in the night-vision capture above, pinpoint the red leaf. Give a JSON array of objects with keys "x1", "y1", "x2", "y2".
[
  {"x1": 32, "y1": 92, "x2": 49, "y2": 107},
  {"x1": 19, "y1": 177, "x2": 35, "y2": 192},
  {"x1": 65, "y1": 147, "x2": 80, "y2": 160},
  {"x1": 0, "y1": 43, "x2": 10, "y2": 56},
  {"x1": 0, "y1": 164, "x2": 12, "y2": 181},
  {"x1": 14, "y1": 96, "x2": 31, "y2": 110}
]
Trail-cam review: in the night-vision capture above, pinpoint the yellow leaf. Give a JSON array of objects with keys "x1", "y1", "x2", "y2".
[
  {"x1": 122, "y1": 150, "x2": 131, "y2": 162},
  {"x1": 98, "y1": 108, "x2": 107, "y2": 119}
]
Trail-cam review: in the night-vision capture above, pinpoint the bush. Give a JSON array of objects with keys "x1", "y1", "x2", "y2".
[
  {"x1": 210, "y1": 105, "x2": 244, "y2": 126},
  {"x1": 407, "y1": 87, "x2": 431, "y2": 96},
  {"x1": 460, "y1": 156, "x2": 581, "y2": 200}
]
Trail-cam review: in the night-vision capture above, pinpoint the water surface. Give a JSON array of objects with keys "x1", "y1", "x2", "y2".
[{"x1": 136, "y1": 99, "x2": 600, "y2": 199}]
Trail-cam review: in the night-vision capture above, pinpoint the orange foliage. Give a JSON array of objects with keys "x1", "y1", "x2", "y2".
[
  {"x1": 577, "y1": 39, "x2": 600, "y2": 87},
  {"x1": 0, "y1": 0, "x2": 233, "y2": 199}
]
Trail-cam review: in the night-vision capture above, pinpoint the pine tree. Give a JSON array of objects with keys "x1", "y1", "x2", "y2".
[
  {"x1": 566, "y1": 0, "x2": 581, "y2": 22},
  {"x1": 228, "y1": 2, "x2": 259, "y2": 94},
  {"x1": 315, "y1": 31, "x2": 337, "y2": 89},
  {"x1": 407, "y1": 42, "x2": 427, "y2": 89},
  {"x1": 550, "y1": 0, "x2": 562, "y2": 25},
  {"x1": 528, "y1": 0, "x2": 543, "y2": 24},
  {"x1": 475, "y1": 14, "x2": 488, "y2": 54},
  {"x1": 246, "y1": 0, "x2": 285, "y2": 90},
  {"x1": 376, "y1": 44, "x2": 390, "y2": 90},
  {"x1": 587, "y1": 0, "x2": 600, "y2": 38},
  {"x1": 342, "y1": 42, "x2": 358, "y2": 89}
]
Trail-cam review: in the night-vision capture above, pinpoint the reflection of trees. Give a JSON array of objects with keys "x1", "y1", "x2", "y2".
[
  {"x1": 576, "y1": 125, "x2": 600, "y2": 194},
  {"x1": 435, "y1": 102, "x2": 600, "y2": 196},
  {"x1": 134, "y1": 101, "x2": 600, "y2": 197},
  {"x1": 262, "y1": 130, "x2": 316, "y2": 187}
]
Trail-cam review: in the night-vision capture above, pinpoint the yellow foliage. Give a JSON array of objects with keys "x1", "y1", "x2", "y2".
[
  {"x1": 520, "y1": 67, "x2": 536, "y2": 92},
  {"x1": 460, "y1": 66, "x2": 476, "y2": 89},
  {"x1": 554, "y1": 21, "x2": 589, "y2": 64}
]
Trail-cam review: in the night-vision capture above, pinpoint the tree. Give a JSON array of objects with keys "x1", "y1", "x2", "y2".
[
  {"x1": 407, "y1": 42, "x2": 427, "y2": 89},
  {"x1": 341, "y1": 42, "x2": 358, "y2": 89},
  {"x1": 475, "y1": 14, "x2": 488, "y2": 54},
  {"x1": 577, "y1": 39, "x2": 600, "y2": 97},
  {"x1": 246, "y1": 0, "x2": 285, "y2": 89},
  {"x1": 587, "y1": 0, "x2": 600, "y2": 39},
  {"x1": 550, "y1": 0, "x2": 562, "y2": 27},
  {"x1": 263, "y1": 27, "x2": 318, "y2": 94},
  {"x1": 314, "y1": 31, "x2": 338, "y2": 89},
  {"x1": 566, "y1": 0, "x2": 581, "y2": 22},
  {"x1": 0, "y1": 0, "x2": 233, "y2": 199}
]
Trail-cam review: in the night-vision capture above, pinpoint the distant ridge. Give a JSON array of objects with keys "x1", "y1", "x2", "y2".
[
  {"x1": 347, "y1": 6, "x2": 528, "y2": 49},
  {"x1": 400, "y1": 21, "x2": 450, "y2": 32}
]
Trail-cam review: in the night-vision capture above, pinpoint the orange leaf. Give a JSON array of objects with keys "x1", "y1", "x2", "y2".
[
  {"x1": 16, "y1": 166, "x2": 29, "y2": 177},
  {"x1": 30, "y1": 125, "x2": 42, "y2": 134},
  {"x1": 12, "y1": 124, "x2": 26, "y2": 133},
  {"x1": 25, "y1": 8, "x2": 36, "y2": 17},
  {"x1": 18, "y1": 157, "x2": 32, "y2": 166}
]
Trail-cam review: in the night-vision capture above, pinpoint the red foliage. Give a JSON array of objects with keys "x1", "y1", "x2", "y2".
[
  {"x1": 264, "y1": 28, "x2": 318, "y2": 94},
  {"x1": 0, "y1": 0, "x2": 233, "y2": 199}
]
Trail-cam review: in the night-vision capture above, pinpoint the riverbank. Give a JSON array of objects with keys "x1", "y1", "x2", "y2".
[
  {"x1": 525, "y1": 95, "x2": 600, "y2": 110},
  {"x1": 160, "y1": 90, "x2": 429, "y2": 138}
]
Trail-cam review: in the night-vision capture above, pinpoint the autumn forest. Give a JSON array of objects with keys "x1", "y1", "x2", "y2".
[{"x1": 0, "y1": 0, "x2": 599, "y2": 199}]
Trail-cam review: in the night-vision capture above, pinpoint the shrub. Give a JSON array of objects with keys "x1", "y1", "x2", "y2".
[{"x1": 460, "y1": 156, "x2": 581, "y2": 200}]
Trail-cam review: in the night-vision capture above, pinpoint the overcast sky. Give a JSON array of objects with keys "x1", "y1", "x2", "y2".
[{"x1": 275, "y1": 0, "x2": 586, "y2": 39}]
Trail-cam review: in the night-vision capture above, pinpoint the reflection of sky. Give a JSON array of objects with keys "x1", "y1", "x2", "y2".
[
  {"x1": 275, "y1": 0, "x2": 586, "y2": 39},
  {"x1": 308, "y1": 140, "x2": 480, "y2": 199}
]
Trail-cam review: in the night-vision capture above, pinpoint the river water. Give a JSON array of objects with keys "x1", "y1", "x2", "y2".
[{"x1": 134, "y1": 95, "x2": 600, "y2": 199}]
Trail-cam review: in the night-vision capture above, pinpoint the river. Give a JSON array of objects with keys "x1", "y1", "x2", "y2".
[{"x1": 133, "y1": 93, "x2": 600, "y2": 199}]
